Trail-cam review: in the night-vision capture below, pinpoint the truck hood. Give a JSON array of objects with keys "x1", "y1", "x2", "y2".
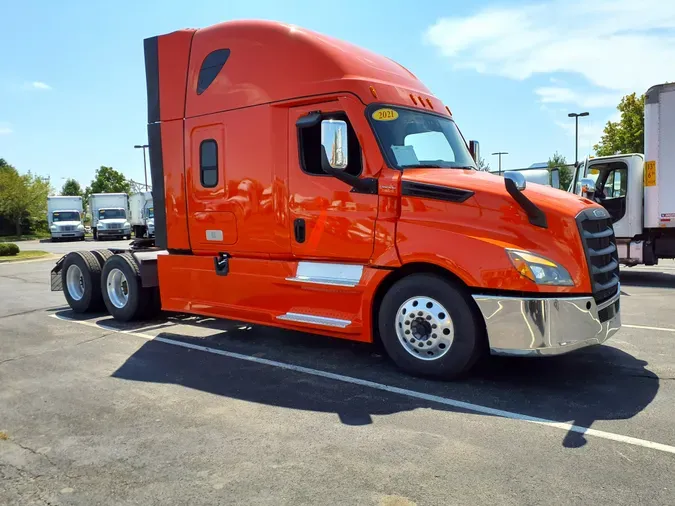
[{"x1": 402, "y1": 168, "x2": 593, "y2": 218}]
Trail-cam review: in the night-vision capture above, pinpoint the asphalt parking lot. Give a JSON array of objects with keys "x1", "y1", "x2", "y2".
[{"x1": 1, "y1": 257, "x2": 675, "y2": 505}]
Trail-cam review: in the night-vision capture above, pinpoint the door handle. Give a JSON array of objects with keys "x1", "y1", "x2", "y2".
[{"x1": 294, "y1": 218, "x2": 306, "y2": 243}]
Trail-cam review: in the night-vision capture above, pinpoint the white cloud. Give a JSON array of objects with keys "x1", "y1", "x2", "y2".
[
  {"x1": 425, "y1": 0, "x2": 675, "y2": 94},
  {"x1": 535, "y1": 87, "x2": 622, "y2": 108},
  {"x1": 0, "y1": 123, "x2": 12, "y2": 135},
  {"x1": 26, "y1": 81, "x2": 52, "y2": 90}
]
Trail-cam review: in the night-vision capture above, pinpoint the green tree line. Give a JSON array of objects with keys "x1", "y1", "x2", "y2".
[{"x1": 0, "y1": 162, "x2": 130, "y2": 237}]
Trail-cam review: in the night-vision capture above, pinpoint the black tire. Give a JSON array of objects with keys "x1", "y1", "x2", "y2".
[
  {"x1": 377, "y1": 273, "x2": 485, "y2": 379},
  {"x1": 61, "y1": 251, "x2": 105, "y2": 313},
  {"x1": 91, "y1": 249, "x2": 114, "y2": 268},
  {"x1": 101, "y1": 252, "x2": 150, "y2": 322}
]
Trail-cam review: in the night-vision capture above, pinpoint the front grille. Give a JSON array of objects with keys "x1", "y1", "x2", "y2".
[
  {"x1": 109, "y1": 223, "x2": 122, "y2": 229},
  {"x1": 62, "y1": 226, "x2": 74, "y2": 231},
  {"x1": 577, "y1": 208, "x2": 620, "y2": 305}
]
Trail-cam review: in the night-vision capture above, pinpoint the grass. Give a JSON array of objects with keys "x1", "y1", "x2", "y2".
[
  {"x1": 0, "y1": 250, "x2": 51, "y2": 263},
  {"x1": 0, "y1": 233, "x2": 51, "y2": 242}
]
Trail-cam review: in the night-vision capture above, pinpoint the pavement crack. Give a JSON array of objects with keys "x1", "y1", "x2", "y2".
[
  {"x1": 13, "y1": 442, "x2": 57, "y2": 467},
  {"x1": 0, "y1": 332, "x2": 114, "y2": 367}
]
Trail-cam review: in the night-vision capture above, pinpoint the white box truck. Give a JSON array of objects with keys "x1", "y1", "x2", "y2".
[
  {"x1": 89, "y1": 193, "x2": 131, "y2": 241},
  {"x1": 47, "y1": 196, "x2": 85, "y2": 241},
  {"x1": 570, "y1": 82, "x2": 675, "y2": 266},
  {"x1": 128, "y1": 191, "x2": 154, "y2": 238}
]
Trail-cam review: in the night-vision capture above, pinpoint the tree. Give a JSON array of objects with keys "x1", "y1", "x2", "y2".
[
  {"x1": 86, "y1": 166, "x2": 131, "y2": 195},
  {"x1": 0, "y1": 161, "x2": 52, "y2": 235},
  {"x1": 548, "y1": 151, "x2": 572, "y2": 191},
  {"x1": 61, "y1": 178, "x2": 83, "y2": 196},
  {"x1": 477, "y1": 157, "x2": 491, "y2": 171},
  {"x1": 594, "y1": 93, "x2": 645, "y2": 156}
]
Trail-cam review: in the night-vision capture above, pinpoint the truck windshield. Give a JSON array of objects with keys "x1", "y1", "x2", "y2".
[
  {"x1": 99, "y1": 209, "x2": 126, "y2": 219},
  {"x1": 369, "y1": 106, "x2": 477, "y2": 170},
  {"x1": 148, "y1": 208, "x2": 154, "y2": 219},
  {"x1": 53, "y1": 211, "x2": 80, "y2": 222}
]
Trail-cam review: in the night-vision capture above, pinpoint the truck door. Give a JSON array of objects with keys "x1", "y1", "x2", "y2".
[
  {"x1": 288, "y1": 100, "x2": 378, "y2": 262},
  {"x1": 185, "y1": 122, "x2": 238, "y2": 252}
]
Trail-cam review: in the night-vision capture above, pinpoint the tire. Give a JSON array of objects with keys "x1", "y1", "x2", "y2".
[
  {"x1": 101, "y1": 252, "x2": 150, "y2": 322},
  {"x1": 91, "y1": 249, "x2": 114, "y2": 268},
  {"x1": 61, "y1": 251, "x2": 105, "y2": 313},
  {"x1": 377, "y1": 273, "x2": 485, "y2": 379}
]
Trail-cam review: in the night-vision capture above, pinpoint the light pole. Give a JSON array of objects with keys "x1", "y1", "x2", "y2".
[
  {"x1": 134, "y1": 144, "x2": 149, "y2": 190},
  {"x1": 567, "y1": 112, "x2": 589, "y2": 166},
  {"x1": 492, "y1": 152, "x2": 508, "y2": 175}
]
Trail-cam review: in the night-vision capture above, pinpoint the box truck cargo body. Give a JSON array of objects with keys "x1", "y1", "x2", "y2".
[{"x1": 129, "y1": 191, "x2": 154, "y2": 238}]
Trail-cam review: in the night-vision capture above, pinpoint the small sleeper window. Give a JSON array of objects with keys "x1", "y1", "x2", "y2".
[
  {"x1": 197, "y1": 49, "x2": 230, "y2": 95},
  {"x1": 200, "y1": 139, "x2": 218, "y2": 188}
]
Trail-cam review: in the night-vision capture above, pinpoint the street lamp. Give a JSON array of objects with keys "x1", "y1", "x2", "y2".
[
  {"x1": 492, "y1": 152, "x2": 508, "y2": 175},
  {"x1": 567, "y1": 112, "x2": 589, "y2": 166},
  {"x1": 134, "y1": 144, "x2": 150, "y2": 190}
]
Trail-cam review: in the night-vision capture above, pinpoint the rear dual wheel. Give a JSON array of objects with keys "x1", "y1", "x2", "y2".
[{"x1": 101, "y1": 253, "x2": 159, "y2": 321}]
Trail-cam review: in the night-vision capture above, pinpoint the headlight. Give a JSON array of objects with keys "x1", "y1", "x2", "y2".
[
  {"x1": 77, "y1": 224, "x2": 85, "y2": 231},
  {"x1": 50, "y1": 225, "x2": 57, "y2": 231},
  {"x1": 507, "y1": 249, "x2": 573, "y2": 286},
  {"x1": 123, "y1": 222, "x2": 131, "y2": 229},
  {"x1": 98, "y1": 223, "x2": 106, "y2": 229}
]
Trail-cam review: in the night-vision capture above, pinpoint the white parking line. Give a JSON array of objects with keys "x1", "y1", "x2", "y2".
[
  {"x1": 624, "y1": 324, "x2": 675, "y2": 333},
  {"x1": 50, "y1": 313, "x2": 675, "y2": 455}
]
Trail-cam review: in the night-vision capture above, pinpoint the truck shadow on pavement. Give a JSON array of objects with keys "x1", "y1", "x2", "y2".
[
  {"x1": 620, "y1": 270, "x2": 675, "y2": 289},
  {"x1": 58, "y1": 311, "x2": 658, "y2": 450}
]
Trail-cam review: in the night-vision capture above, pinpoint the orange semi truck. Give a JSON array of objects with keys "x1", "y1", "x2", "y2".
[{"x1": 51, "y1": 20, "x2": 621, "y2": 378}]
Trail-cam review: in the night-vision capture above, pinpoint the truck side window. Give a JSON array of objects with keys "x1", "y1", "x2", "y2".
[
  {"x1": 200, "y1": 139, "x2": 219, "y2": 188},
  {"x1": 298, "y1": 113, "x2": 362, "y2": 177},
  {"x1": 197, "y1": 49, "x2": 231, "y2": 95}
]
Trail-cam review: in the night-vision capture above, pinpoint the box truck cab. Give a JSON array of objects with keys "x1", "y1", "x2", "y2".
[
  {"x1": 89, "y1": 193, "x2": 131, "y2": 240},
  {"x1": 570, "y1": 83, "x2": 675, "y2": 266},
  {"x1": 52, "y1": 21, "x2": 620, "y2": 378},
  {"x1": 129, "y1": 191, "x2": 155, "y2": 238},
  {"x1": 47, "y1": 196, "x2": 85, "y2": 241}
]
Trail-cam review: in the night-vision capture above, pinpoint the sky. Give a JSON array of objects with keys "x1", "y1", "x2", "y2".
[{"x1": 1, "y1": 0, "x2": 674, "y2": 190}]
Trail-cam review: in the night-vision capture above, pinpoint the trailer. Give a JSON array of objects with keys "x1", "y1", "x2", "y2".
[{"x1": 51, "y1": 20, "x2": 621, "y2": 379}]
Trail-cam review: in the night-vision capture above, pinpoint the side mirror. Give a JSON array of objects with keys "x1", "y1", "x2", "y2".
[
  {"x1": 550, "y1": 168, "x2": 560, "y2": 189},
  {"x1": 321, "y1": 120, "x2": 348, "y2": 170},
  {"x1": 469, "y1": 140, "x2": 480, "y2": 163},
  {"x1": 504, "y1": 171, "x2": 526, "y2": 191},
  {"x1": 578, "y1": 178, "x2": 596, "y2": 199}
]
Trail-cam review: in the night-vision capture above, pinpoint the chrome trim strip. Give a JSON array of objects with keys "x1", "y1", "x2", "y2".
[
  {"x1": 286, "y1": 262, "x2": 363, "y2": 287},
  {"x1": 276, "y1": 312, "x2": 352, "y2": 328}
]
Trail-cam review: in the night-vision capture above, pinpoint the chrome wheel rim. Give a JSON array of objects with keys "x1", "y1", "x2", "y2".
[
  {"x1": 66, "y1": 265, "x2": 85, "y2": 301},
  {"x1": 107, "y1": 268, "x2": 129, "y2": 309},
  {"x1": 395, "y1": 296, "x2": 454, "y2": 361}
]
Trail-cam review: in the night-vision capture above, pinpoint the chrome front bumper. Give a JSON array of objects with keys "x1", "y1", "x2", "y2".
[
  {"x1": 472, "y1": 287, "x2": 621, "y2": 356},
  {"x1": 51, "y1": 231, "x2": 84, "y2": 239}
]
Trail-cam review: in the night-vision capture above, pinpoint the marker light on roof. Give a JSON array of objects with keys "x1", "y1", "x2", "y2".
[
  {"x1": 409, "y1": 94, "x2": 418, "y2": 105},
  {"x1": 369, "y1": 86, "x2": 378, "y2": 99}
]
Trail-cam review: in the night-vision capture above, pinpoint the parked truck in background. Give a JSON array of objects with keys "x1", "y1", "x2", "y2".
[
  {"x1": 570, "y1": 83, "x2": 675, "y2": 267},
  {"x1": 129, "y1": 191, "x2": 155, "y2": 238},
  {"x1": 51, "y1": 20, "x2": 621, "y2": 378},
  {"x1": 47, "y1": 196, "x2": 85, "y2": 241},
  {"x1": 89, "y1": 193, "x2": 131, "y2": 241}
]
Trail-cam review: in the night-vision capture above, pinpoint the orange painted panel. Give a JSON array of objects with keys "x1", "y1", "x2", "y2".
[{"x1": 161, "y1": 119, "x2": 191, "y2": 250}]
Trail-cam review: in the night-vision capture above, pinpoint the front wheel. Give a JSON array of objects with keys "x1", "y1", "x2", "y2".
[{"x1": 378, "y1": 273, "x2": 485, "y2": 379}]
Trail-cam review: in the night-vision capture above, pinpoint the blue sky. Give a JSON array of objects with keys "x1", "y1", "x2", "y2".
[{"x1": 1, "y1": 0, "x2": 673, "y2": 189}]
